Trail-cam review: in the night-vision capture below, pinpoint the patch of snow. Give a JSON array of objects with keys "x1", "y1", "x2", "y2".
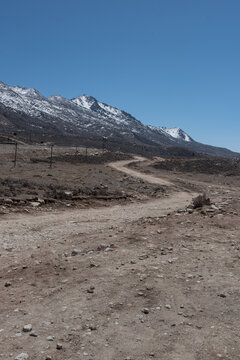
[
  {"x1": 97, "y1": 102, "x2": 121, "y2": 116},
  {"x1": 149, "y1": 125, "x2": 192, "y2": 142},
  {"x1": 163, "y1": 127, "x2": 192, "y2": 142},
  {"x1": 10, "y1": 86, "x2": 44, "y2": 99},
  {"x1": 72, "y1": 95, "x2": 96, "y2": 109}
]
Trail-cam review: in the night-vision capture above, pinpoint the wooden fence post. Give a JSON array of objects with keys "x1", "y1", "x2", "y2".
[
  {"x1": 14, "y1": 142, "x2": 18, "y2": 167},
  {"x1": 50, "y1": 144, "x2": 54, "y2": 168}
]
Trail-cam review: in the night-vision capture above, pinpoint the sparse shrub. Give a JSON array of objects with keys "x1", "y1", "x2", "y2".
[
  {"x1": 192, "y1": 193, "x2": 211, "y2": 209},
  {"x1": 0, "y1": 178, "x2": 37, "y2": 189}
]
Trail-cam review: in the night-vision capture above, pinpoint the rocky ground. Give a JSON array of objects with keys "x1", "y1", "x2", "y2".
[{"x1": 0, "y1": 149, "x2": 240, "y2": 360}]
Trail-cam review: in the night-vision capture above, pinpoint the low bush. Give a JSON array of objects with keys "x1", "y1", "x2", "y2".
[{"x1": 193, "y1": 193, "x2": 211, "y2": 208}]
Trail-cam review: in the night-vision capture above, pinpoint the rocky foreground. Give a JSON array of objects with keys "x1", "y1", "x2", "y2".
[{"x1": 0, "y1": 156, "x2": 239, "y2": 360}]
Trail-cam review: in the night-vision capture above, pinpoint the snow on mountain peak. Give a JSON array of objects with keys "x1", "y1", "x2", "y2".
[
  {"x1": 72, "y1": 95, "x2": 97, "y2": 110},
  {"x1": 71, "y1": 95, "x2": 129, "y2": 124},
  {"x1": 9, "y1": 85, "x2": 44, "y2": 99},
  {"x1": 48, "y1": 94, "x2": 72, "y2": 105},
  {"x1": 148, "y1": 125, "x2": 193, "y2": 142},
  {"x1": 162, "y1": 127, "x2": 192, "y2": 142},
  {"x1": 72, "y1": 95, "x2": 121, "y2": 116},
  {"x1": 48, "y1": 95, "x2": 65, "y2": 101},
  {"x1": 97, "y1": 101, "x2": 122, "y2": 117}
]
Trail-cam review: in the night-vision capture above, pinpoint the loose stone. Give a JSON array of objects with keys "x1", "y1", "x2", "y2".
[
  {"x1": 15, "y1": 354, "x2": 29, "y2": 360},
  {"x1": 47, "y1": 336, "x2": 54, "y2": 341},
  {"x1": 23, "y1": 324, "x2": 32, "y2": 332},
  {"x1": 29, "y1": 332, "x2": 37, "y2": 337}
]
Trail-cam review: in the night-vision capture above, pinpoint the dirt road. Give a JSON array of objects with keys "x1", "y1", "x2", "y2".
[
  {"x1": 108, "y1": 157, "x2": 173, "y2": 186},
  {"x1": 0, "y1": 158, "x2": 195, "y2": 266}
]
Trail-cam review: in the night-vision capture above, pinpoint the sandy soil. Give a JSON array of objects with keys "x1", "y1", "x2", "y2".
[{"x1": 0, "y1": 156, "x2": 240, "y2": 360}]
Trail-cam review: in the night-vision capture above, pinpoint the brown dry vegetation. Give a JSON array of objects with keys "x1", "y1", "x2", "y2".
[{"x1": 0, "y1": 146, "x2": 165, "y2": 215}]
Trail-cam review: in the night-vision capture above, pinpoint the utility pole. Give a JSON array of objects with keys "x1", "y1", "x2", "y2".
[
  {"x1": 102, "y1": 137, "x2": 107, "y2": 151},
  {"x1": 14, "y1": 142, "x2": 18, "y2": 167},
  {"x1": 50, "y1": 144, "x2": 54, "y2": 169}
]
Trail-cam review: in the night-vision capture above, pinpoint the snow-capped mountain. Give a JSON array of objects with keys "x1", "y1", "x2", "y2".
[
  {"x1": 0, "y1": 80, "x2": 186, "y2": 144},
  {"x1": 0, "y1": 81, "x2": 238, "y2": 158},
  {"x1": 0, "y1": 81, "x2": 144, "y2": 138}
]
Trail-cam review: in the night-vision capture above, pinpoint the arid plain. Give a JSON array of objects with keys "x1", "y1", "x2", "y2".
[{"x1": 0, "y1": 145, "x2": 240, "y2": 360}]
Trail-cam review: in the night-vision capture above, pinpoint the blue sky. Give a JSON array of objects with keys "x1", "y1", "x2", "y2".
[{"x1": 0, "y1": 0, "x2": 239, "y2": 152}]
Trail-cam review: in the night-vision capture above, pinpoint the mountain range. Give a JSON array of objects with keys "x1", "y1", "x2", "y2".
[{"x1": 0, "y1": 81, "x2": 238, "y2": 158}]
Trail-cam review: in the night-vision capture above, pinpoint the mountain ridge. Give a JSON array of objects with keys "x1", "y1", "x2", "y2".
[{"x1": 0, "y1": 80, "x2": 239, "y2": 158}]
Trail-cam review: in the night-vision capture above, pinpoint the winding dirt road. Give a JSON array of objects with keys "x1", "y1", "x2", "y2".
[
  {"x1": 0, "y1": 157, "x2": 198, "y2": 360},
  {"x1": 0, "y1": 158, "x2": 195, "y2": 255},
  {"x1": 108, "y1": 157, "x2": 173, "y2": 186}
]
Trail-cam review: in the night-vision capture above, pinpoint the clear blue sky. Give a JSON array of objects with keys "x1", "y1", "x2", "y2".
[{"x1": 0, "y1": 0, "x2": 239, "y2": 151}]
